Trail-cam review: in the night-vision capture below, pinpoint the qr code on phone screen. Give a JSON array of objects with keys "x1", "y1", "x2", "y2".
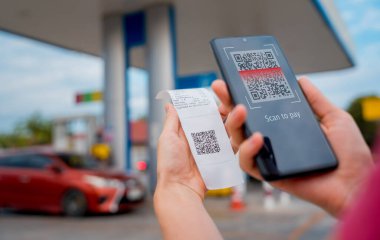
[
  {"x1": 191, "y1": 130, "x2": 221, "y2": 155},
  {"x1": 241, "y1": 68, "x2": 294, "y2": 103},
  {"x1": 231, "y1": 49, "x2": 294, "y2": 103},
  {"x1": 232, "y1": 49, "x2": 279, "y2": 71}
]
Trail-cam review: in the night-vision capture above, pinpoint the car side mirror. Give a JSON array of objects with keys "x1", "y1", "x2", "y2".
[{"x1": 47, "y1": 165, "x2": 63, "y2": 174}]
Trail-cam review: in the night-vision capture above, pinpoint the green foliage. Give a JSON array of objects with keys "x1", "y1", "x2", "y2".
[
  {"x1": 347, "y1": 96, "x2": 378, "y2": 147},
  {"x1": 0, "y1": 112, "x2": 52, "y2": 148}
]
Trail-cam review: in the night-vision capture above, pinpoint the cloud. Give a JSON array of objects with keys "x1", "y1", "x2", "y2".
[
  {"x1": 340, "y1": 10, "x2": 356, "y2": 23},
  {"x1": 307, "y1": 0, "x2": 380, "y2": 108},
  {"x1": 350, "y1": 8, "x2": 380, "y2": 34},
  {"x1": 0, "y1": 31, "x2": 150, "y2": 133},
  {"x1": 308, "y1": 41, "x2": 380, "y2": 108},
  {"x1": 347, "y1": 0, "x2": 367, "y2": 4},
  {"x1": 0, "y1": 32, "x2": 104, "y2": 133},
  {"x1": 129, "y1": 97, "x2": 148, "y2": 119},
  {"x1": 128, "y1": 68, "x2": 148, "y2": 120}
]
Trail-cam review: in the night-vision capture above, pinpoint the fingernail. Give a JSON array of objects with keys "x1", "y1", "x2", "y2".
[
  {"x1": 251, "y1": 133, "x2": 258, "y2": 143},
  {"x1": 230, "y1": 108, "x2": 236, "y2": 118},
  {"x1": 250, "y1": 135, "x2": 256, "y2": 144}
]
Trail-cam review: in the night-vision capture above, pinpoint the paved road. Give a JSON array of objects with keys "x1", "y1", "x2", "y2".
[{"x1": 0, "y1": 187, "x2": 335, "y2": 240}]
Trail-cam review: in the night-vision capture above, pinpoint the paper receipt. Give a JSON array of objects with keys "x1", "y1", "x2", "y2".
[{"x1": 156, "y1": 88, "x2": 244, "y2": 190}]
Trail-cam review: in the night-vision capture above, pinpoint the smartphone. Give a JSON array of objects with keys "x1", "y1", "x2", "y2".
[{"x1": 210, "y1": 36, "x2": 338, "y2": 181}]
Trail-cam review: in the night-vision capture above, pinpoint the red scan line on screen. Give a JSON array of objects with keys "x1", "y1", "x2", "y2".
[{"x1": 238, "y1": 67, "x2": 282, "y2": 77}]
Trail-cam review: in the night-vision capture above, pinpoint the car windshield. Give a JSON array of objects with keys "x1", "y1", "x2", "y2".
[{"x1": 58, "y1": 154, "x2": 99, "y2": 169}]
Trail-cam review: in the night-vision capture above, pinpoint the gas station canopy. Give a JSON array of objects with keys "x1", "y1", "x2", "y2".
[{"x1": 0, "y1": 0, "x2": 353, "y2": 74}]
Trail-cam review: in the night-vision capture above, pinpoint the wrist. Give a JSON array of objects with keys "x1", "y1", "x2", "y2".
[
  {"x1": 155, "y1": 180, "x2": 205, "y2": 203},
  {"x1": 324, "y1": 184, "x2": 354, "y2": 217},
  {"x1": 328, "y1": 168, "x2": 372, "y2": 217},
  {"x1": 153, "y1": 180, "x2": 223, "y2": 240},
  {"x1": 154, "y1": 182, "x2": 205, "y2": 216},
  {"x1": 156, "y1": 172, "x2": 206, "y2": 200}
]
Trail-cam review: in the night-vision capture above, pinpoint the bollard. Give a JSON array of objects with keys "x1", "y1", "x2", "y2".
[
  {"x1": 279, "y1": 192, "x2": 291, "y2": 206},
  {"x1": 230, "y1": 183, "x2": 246, "y2": 211},
  {"x1": 263, "y1": 181, "x2": 276, "y2": 211}
]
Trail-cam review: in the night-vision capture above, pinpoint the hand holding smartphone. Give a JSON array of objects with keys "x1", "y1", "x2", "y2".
[{"x1": 210, "y1": 36, "x2": 338, "y2": 181}]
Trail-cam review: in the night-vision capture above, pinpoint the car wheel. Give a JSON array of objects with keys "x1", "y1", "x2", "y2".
[{"x1": 61, "y1": 189, "x2": 87, "y2": 217}]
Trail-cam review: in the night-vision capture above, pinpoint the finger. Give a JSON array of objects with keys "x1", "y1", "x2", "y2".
[
  {"x1": 239, "y1": 132, "x2": 264, "y2": 180},
  {"x1": 225, "y1": 104, "x2": 247, "y2": 151},
  {"x1": 298, "y1": 77, "x2": 339, "y2": 118},
  {"x1": 162, "y1": 103, "x2": 180, "y2": 135},
  {"x1": 211, "y1": 80, "x2": 234, "y2": 114},
  {"x1": 178, "y1": 123, "x2": 186, "y2": 139},
  {"x1": 219, "y1": 104, "x2": 231, "y2": 120}
]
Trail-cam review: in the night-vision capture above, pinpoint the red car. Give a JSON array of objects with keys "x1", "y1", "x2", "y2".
[{"x1": 0, "y1": 151, "x2": 145, "y2": 216}]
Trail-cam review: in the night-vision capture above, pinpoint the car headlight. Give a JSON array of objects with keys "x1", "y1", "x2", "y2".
[{"x1": 83, "y1": 175, "x2": 120, "y2": 188}]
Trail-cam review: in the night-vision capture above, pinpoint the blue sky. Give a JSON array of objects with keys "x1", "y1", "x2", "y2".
[
  {"x1": 309, "y1": 0, "x2": 380, "y2": 106},
  {"x1": 0, "y1": 36, "x2": 148, "y2": 133},
  {"x1": 0, "y1": 0, "x2": 379, "y2": 133}
]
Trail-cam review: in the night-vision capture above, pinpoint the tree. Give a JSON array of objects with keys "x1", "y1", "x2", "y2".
[
  {"x1": 0, "y1": 112, "x2": 52, "y2": 148},
  {"x1": 346, "y1": 96, "x2": 378, "y2": 147}
]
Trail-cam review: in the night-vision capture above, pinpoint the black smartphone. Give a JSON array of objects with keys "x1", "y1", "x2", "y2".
[{"x1": 210, "y1": 35, "x2": 338, "y2": 181}]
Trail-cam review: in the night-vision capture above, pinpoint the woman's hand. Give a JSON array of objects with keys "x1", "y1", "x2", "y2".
[
  {"x1": 212, "y1": 77, "x2": 374, "y2": 216},
  {"x1": 154, "y1": 104, "x2": 222, "y2": 240},
  {"x1": 155, "y1": 103, "x2": 206, "y2": 200}
]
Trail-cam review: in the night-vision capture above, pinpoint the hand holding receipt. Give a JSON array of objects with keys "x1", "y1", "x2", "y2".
[{"x1": 156, "y1": 88, "x2": 243, "y2": 190}]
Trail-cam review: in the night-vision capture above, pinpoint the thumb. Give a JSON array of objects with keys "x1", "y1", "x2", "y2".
[
  {"x1": 239, "y1": 132, "x2": 264, "y2": 180},
  {"x1": 298, "y1": 77, "x2": 338, "y2": 118},
  {"x1": 162, "y1": 103, "x2": 180, "y2": 135}
]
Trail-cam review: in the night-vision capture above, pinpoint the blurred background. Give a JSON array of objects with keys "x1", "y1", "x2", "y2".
[{"x1": 0, "y1": 0, "x2": 379, "y2": 239}]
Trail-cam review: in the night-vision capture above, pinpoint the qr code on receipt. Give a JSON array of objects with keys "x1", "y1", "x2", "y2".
[
  {"x1": 191, "y1": 130, "x2": 221, "y2": 155},
  {"x1": 231, "y1": 49, "x2": 294, "y2": 104}
]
